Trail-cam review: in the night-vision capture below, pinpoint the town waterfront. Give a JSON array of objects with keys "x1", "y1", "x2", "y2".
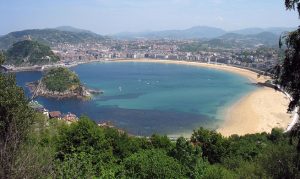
[{"x1": 16, "y1": 61, "x2": 257, "y2": 136}]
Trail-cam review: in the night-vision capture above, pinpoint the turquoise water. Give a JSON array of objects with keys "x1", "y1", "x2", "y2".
[{"x1": 16, "y1": 62, "x2": 257, "y2": 136}]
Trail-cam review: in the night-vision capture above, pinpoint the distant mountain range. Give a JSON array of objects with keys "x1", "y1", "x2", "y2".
[
  {"x1": 113, "y1": 26, "x2": 295, "y2": 40},
  {"x1": 212, "y1": 32, "x2": 280, "y2": 47},
  {"x1": 0, "y1": 27, "x2": 106, "y2": 49},
  {"x1": 55, "y1": 26, "x2": 96, "y2": 34},
  {"x1": 231, "y1": 27, "x2": 295, "y2": 35},
  {"x1": 115, "y1": 26, "x2": 227, "y2": 39},
  {"x1": 0, "y1": 26, "x2": 296, "y2": 49},
  {"x1": 114, "y1": 26, "x2": 226, "y2": 39}
]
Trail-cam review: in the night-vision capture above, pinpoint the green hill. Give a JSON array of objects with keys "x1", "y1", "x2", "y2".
[
  {"x1": 5, "y1": 40, "x2": 59, "y2": 66},
  {"x1": 27, "y1": 67, "x2": 93, "y2": 99},
  {"x1": 0, "y1": 28, "x2": 105, "y2": 49},
  {"x1": 55, "y1": 26, "x2": 95, "y2": 34},
  {"x1": 42, "y1": 67, "x2": 81, "y2": 92}
]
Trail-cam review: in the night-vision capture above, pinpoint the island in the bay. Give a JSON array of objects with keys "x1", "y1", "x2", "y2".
[{"x1": 27, "y1": 67, "x2": 102, "y2": 99}]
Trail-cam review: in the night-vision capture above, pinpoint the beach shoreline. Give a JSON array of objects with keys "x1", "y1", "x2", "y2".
[
  {"x1": 217, "y1": 87, "x2": 291, "y2": 136},
  {"x1": 107, "y1": 58, "x2": 291, "y2": 137},
  {"x1": 109, "y1": 58, "x2": 269, "y2": 83},
  {"x1": 9, "y1": 58, "x2": 292, "y2": 137}
]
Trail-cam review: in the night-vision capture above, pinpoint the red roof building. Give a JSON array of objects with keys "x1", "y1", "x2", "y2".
[{"x1": 49, "y1": 111, "x2": 62, "y2": 119}]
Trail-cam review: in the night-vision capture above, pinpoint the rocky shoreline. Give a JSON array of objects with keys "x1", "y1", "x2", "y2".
[
  {"x1": 1, "y1": 59, "x2": 106, "y2": 72},
  {"x1": 26, "y1": 81, "x2": 103, "y2": 100}
]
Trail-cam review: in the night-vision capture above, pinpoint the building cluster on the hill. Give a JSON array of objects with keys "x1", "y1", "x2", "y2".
[
  {"x1": 29, "y1": 101, "x2": 78, "y2": 124},
  {"x1": 28, "y1": 101, "x2": 126, "y2": 132}
]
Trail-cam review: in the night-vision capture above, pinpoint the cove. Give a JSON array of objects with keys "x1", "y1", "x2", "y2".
[{"x1": 15, "y1": 61, "x2": 257, "y2": 136}]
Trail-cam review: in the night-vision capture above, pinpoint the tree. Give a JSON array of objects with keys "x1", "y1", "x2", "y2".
[
  {"x1": 0, "y1": 52, "x2": 4, "y2": 65},
  {"x1": 56, "y1": 116, "x2": 108, "y2": 157},
  {"x1": 202, "y1": 165, "x2": 236, "y2": 179},
  {"x1": 55, "y1": 116, "x2": 119, "y2": 177},
  {"x1": 191, "y1": 128, "x2": 229, "y2": 164},
  {"x1": 104, "y1": 128, "x2": 150, "y2": 159},
  {"x1": 150, "y1": 134, "x2": 173, "y2": 151},
  {"x1": 276, "y1": 1, "x2": 300, "y2": 115},
  {"x1": 274, "y1": 0, "x2": 300, "y2": 162},
  {"x1": 0, "y1": 52, "x2": 34, "y2": 177},
  {"x1": 275, "y1": 29, "x2": 300, "y2": 112},
  {"x1": 171, "y1": 137, "x2": 207, "y2": 178},
  {"x1": 257, "y1": 143, "x2": 300, "y2": 179},
  {"x1": 172, "y1": 137, "x2": 198, "y2": 166},
  {"x1": 285, "y1": 0, "x2": 300, "y2": 16},
  {"x1": 268, "y1": 128, "x2": 285, "y2": 142},
  {"x1": 226, "y1": 133, "x2": 269, "y2": 161},
  {"x1": 54, "y1": 150, "x2": 121, "y2": 178},
  {"x1": 0, "y1": 51, "x2": 43, "y2": 178},
  {"x1": 123, "y1": 149, "x2": 186, "y2": 179}
]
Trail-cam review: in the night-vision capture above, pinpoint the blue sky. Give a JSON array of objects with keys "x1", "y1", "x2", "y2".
[{"x1": 0, "y1": 0, "x2": 299, "y2": 35}]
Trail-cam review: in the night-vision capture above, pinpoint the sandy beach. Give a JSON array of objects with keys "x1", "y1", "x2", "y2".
[
  {"x1": 217, "y1": 87, "x2": 291, "y2": 136},
  {"x1": 109, "y1": 58, "x2": 292, "y2": 136}
]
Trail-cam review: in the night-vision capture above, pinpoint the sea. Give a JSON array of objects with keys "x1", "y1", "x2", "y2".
[{"x1": 15, "y1": 61, "x2": 257, "y2": 136}]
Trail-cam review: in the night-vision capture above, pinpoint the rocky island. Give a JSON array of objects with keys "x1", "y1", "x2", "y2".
[{"x1": 27, "y1": 67, "x2": 102, "y2": 99}]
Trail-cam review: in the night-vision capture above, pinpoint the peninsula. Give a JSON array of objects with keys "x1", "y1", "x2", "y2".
[{"x1": 27, "y1": 67, "x2": 102, "y2": 99}]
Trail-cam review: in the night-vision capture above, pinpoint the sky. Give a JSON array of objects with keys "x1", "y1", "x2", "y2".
[{"x1": 0, "y1": 0, "x2": 299, "y2": 35}]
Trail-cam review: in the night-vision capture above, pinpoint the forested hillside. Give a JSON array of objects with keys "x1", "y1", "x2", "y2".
[
  {"x1": 5, "y1": 40, "x2": 59, "y2": 66},
  {"x1": 0, "y1": 28, "x2": 105, "y2": 49}
]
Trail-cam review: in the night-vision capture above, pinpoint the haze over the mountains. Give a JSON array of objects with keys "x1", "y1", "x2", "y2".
[
  {"x1": 0, "y1": 26, "x2": 295, "y2": 49},
  {"x1": 113, "y1": 26, "x2": 295, "y2": 39},
  {"x1": 1, "y1": 0, "x2": 298, "y2": 35}
]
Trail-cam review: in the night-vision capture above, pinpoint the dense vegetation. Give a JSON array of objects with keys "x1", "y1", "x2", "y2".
[
  {"x1": 274, "y1": 0, "x2": 300, "y2": 161},
  {"x1": 5, "y1": 40, "x2": 59, "y2": 66},
  {"x1": 0, "y1": 28, "x2": 105, "y2": 49},
  {"x1": 0, "y1": 52, "x2": 54, "y2": 178},
  {"x1": 42, "y1": 67, "x2": 81, "y2": 92},
  {"x1": 2, "y1": 106, "x2": 300, "y2": 178}
]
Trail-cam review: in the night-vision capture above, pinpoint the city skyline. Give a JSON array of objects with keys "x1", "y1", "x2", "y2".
[{"x1": 0, "y1": 0, "x2": 299, "y2": 35}]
